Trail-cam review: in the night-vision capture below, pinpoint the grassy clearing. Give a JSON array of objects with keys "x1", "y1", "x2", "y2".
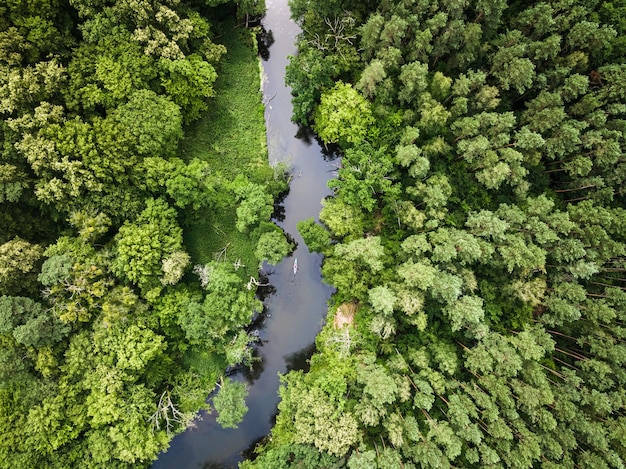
[{"x1": 180, "y1": 22, "x2": 272, "y2": 278}]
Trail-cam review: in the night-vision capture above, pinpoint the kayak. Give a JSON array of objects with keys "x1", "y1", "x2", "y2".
[{"x1": 293, "y1": 257, "x2": 298, "y2": 275}]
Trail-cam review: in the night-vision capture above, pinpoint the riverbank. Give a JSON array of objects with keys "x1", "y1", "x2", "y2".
[
  {"x1": 180, "y1": 20, "x2": 281, "y2": 278},
  {"x1": 153, "y1": 0, "x2": 337, "y2": 465},
  {"x1": 154, "y1": 15, "x2": 288, "y2": 451},
  {"x1": 0, "y1": 3, "x2": 289, "y2": 468}
]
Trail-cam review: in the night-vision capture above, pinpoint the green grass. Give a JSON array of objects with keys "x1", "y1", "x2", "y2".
[{"x1": 180, "y1": 22, "x2": 272, "y2": 277}]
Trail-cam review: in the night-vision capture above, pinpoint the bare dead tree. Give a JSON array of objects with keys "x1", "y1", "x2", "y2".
[
  {"x1": 214, "y1": 242, "x2": 231, "y2": 262},
  {"x1": 149, "y1": 390, "x2": 189, "y2": 436},
  {"x1": 193, "y1": 263, "x2": 213, "y2": 289},
  {"x1": 325, "y1": 327, "x2": 357, "y2": 358},
  {"x1": 324, "y1": 15, "x2": 356, "y2": 49},
  {"x1": 246, "y1": 276, "x2": 270, "y2": 291},
  {"x1": 304, "y1": 12, "x2": 356, "y2": 59}
]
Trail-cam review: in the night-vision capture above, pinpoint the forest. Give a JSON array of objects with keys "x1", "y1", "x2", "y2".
[
  {"x1": 0, "y1": 0, "x2": 289, "y2": 467},
  {"x1": 243, "y1": 0, "x2": 626, "y2": 468}
]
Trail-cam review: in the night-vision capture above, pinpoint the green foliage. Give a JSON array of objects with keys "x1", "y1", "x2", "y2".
[
  {"x1": 328, "y1": 143, "x2": 397, "y2": 212},
  {"x1": 313, "y1": 82, "x2": 375, "y2": 148},
  {"x1": 319, "y1": 197, "x2": 365, "y2": 239},
  {"x1": 180, "y1": 23, "x2": 275, "y2": 283},
  {"x1": 159, "y1": 54, "x2": 217, "y2": 123},
  {"x1": 334, "y1": 236, "x2": 385, "y2": 273},
  {"x1": 160, "y1": 250, "x2": 191, "y2": 286},
  {"x1": 241, "y1": 443, "x2": 343, "y2": 469},
  {"x1": 232, "y1": 175, "x2": 274, "y2": 233},
  {"x1": 0, "y1": 59, "x2": 66, "y2": 116},
  {"x1": 285, "y1": 47, "x2": 338, "y2": 125},
  {"x1": 64, "y1": 33, "x2": 156, "y2": 114},
  {"x1": 38, "y1": 253, "x2": 72, "y2": 287},
  {"x1": 112, "y1": 89, "x2": 183, "y2": 158},
  {"x1": 179, "y1": 261, "x2": 261, "y2": 347},
  {"x1": 141, "y1": 156, "x2": 217, "y2": 209},
  {"x1": 0, "y1": 295, "x2": 69, "y2": 347},
  {"x1": 260, "y1": 0, "x2": 626, "y2": 467},
  {"x1": 112, "y1": 198, "x2": 185, "y2": 294},
  {"x1": 212, "y1": 377, "x2": 248, "y2": 429},
  {"x1": 1, "y1": 2, "x2": 279, "y2": 467},
  {"x1": 275, "y1": 371, "x2": 359, "y2": 457},
  {"x1": 237, "y1": 0, "x2": 267, "y2": 19},
  {"x1": 255, "y1": 229, "x2": 293, "y2": 265},
  {"x1": 0, "y1": 164, "x2": 27, "y2": 203},
  {"x1": 297, "y1": 218, "x2": 332, "y2": 253},
  {"x1": 17, "y1": 114, "x2": 150, "y2": 217}
]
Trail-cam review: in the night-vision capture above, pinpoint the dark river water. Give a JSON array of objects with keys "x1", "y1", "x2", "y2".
[{"x1": 153, "y1": 1, "x2": 335, "y2": 467}]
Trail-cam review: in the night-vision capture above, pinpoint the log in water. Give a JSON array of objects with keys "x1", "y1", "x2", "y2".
[{"x1": 153, "y1": 1, "x2": 336, "y2": 467}]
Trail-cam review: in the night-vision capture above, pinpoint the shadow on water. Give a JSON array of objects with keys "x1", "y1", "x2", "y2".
[
  {"x1": 270, "y1": 186, "x2": 289, "y2": 222},
  {"x1": 295, "y1": 125, "x2": 342, "y2": 161},
  {"x1": 271, "y1": 201, "x2": 286, "y2": 222},
  {"x1": 256, "y1": 26, "x2": 274, "y2": 61},
  {"x1": 284, "y1": 342, "x2": 317, "y2": 374},
  {"x1": 241, "y1": 435, "x2": 266, "y2": 464},
  {"x1": 201, "y1": 463, "x2": 229, "y2": 469},
  {"x1": 254, "y1": 272, "x2": 276, "y2": 302},
  {"x1": 320, "y1": 143, "x2": 343, "y2": 161},
  {"x1": 294, "y1": 125, "x2": 316, "y2": 145}
]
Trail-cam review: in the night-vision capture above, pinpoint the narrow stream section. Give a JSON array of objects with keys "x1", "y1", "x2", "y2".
[{"x1": 154, "y1": 1, "x2": 335, "y2": 467}]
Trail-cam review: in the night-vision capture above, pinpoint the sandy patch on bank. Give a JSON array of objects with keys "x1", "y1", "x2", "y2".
[{"x1": 333, "y1": 302, "x2": 357, "y2": 329}]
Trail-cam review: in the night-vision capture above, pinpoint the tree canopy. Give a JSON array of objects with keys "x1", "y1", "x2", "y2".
[
  {"x1": 251, "y1": 0, "x2": 626, "y2": 467},
  {"x1": 0, "y1": 1, "x2": 289, "y2": 467}
]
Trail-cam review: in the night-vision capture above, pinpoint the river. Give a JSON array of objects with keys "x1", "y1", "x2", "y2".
[{"x1": 153, "y1": 1, "x2": 335, "y2": 467}]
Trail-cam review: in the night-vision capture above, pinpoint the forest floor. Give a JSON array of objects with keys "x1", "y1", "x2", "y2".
[{"x1": 180, "y1": 20, "x2": 270, "y2": 278}]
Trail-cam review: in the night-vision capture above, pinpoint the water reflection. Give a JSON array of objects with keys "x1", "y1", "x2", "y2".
[{"x1": 242, "y1": 348, "x2": 265, "y2": 383}]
